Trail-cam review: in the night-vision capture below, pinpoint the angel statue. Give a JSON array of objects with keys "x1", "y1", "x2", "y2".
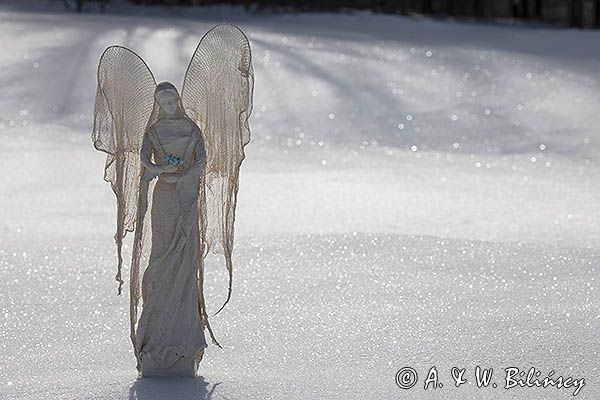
[{"x1": 91, "y1": 23, "x2": 254, "y2": 378}]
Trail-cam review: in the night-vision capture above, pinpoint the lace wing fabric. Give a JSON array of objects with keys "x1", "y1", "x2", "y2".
[
  {"x1": 181, "y1": 23, "x2": 254, "y2": 316},
  {"x1": 92, "y1": 46, "x2": 157, "y2": 295}
]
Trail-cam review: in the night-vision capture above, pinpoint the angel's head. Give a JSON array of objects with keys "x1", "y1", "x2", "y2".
[{"x1": 155, "y1": 81, "x2": 182, "y2": 117}]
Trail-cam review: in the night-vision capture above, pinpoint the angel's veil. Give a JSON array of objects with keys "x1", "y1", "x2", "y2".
[{"x1": 92, "y1": 23, "x2": 253, "y2": 357}]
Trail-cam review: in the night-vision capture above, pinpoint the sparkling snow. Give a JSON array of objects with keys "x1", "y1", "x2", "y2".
[{"x1": 0, "y1": 2, "x2": 598, "y2": 399}]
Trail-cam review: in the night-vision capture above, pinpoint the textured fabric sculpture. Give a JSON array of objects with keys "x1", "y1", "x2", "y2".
[{"x1": 91, "y1": 23, "x2": 254, "y2": 377}]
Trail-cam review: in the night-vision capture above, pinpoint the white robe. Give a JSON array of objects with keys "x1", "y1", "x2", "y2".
[{"x1": 134, "y1": 118, "x2": 208, "y2": 377}]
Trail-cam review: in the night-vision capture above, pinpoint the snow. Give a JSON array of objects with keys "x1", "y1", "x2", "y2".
[{"x1": 0, "y1": 2, "x2": 598, "y2": 399}]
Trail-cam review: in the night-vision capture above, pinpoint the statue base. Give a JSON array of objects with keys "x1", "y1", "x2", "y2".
[{"x1": 140, "y1": 350, "x2": 203, "y2": 378}]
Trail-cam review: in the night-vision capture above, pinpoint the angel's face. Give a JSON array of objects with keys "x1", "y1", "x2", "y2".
[{"x1": 156, "y1": 90, "x2": 179, "y2": 116}]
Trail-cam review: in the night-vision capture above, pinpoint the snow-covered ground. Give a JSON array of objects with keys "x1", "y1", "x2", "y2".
[{"x1": 0, "y1": 2, "x2": 598, "y2": 399}]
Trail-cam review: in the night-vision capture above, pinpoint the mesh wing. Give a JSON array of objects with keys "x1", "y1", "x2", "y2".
[
  {"x1": 92, "y1": 45, "x2": 157, "y2": 295},
  {"x1": 181, "y1": 23, "x2": 254, "y2": 315}
]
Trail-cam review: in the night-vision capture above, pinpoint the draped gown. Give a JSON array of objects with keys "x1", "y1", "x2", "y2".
[{"x1": 134, "y1": 117, "x2": 208, "y2": 377}]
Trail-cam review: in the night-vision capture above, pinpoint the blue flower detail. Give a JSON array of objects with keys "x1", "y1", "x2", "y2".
[{"x1": 165, "y1": 154, "x2": 184, "y2": 166}]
